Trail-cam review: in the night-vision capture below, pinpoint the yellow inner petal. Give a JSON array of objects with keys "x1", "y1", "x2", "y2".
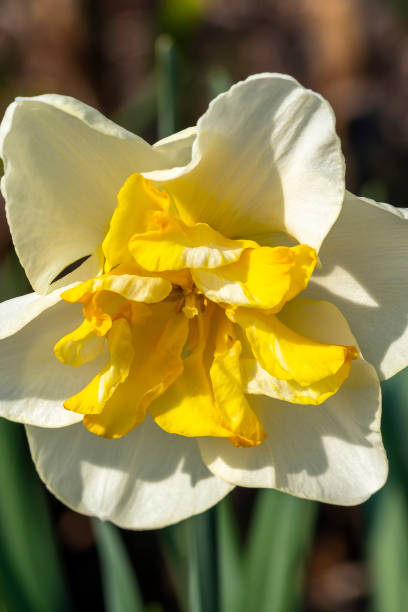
[
  {"x1": 63, "y1": 317, "x2": 134, "y2": 415},
  {"x1": 209, "y1": 311, "x2": 267, "y2": 447},
  {"x1": 229, "y1": 306, "x2": 358, "y2": 403},
  {"x1": 61, "y1": 273, "x2": 172, "y2": 305},
  {"x1": 54, "y1": 173, "x2": 358, "y2": 444},
  {"x1": 192, "y1": 244, "x2": 316, "y2": 310},
  {"x1": 149, "y1": 304, "x2": 265, "y2": 447},
  {"x1": 128, "y1": 216, "x2": 258, "y2": 271},
  {"x1": 84, "y1": 301, "x2": 189, "y2": 438},
  {"x1": 102, "y1": 173, "x2": 171, "y2": 271}
]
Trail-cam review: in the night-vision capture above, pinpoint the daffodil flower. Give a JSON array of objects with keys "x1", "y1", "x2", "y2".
[{"x1": 0, "y1": 73, "x2": 406, "y2": 529}]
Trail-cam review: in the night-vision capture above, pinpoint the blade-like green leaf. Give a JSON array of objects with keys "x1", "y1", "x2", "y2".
[
  {"x1": 216, "y1": 497, "x2": 242, "y2": 612},
  {"x1": 0, "y1": 249, "x2": 29, "y2": 301},
  {"x1": 368, "y1": 480, "x2": 408, "y2": 612},
  {"x1": 158, "y1": 522, "x2": 189, "y2": 612},
  {"x1": 159, "y1": 500, "x2": 240, "y2": 612},
  {"x1": 186, "y1": 508, "x2": 219, "y2": 612},
  {"x1": 367, "y1": 369, "x2": 408, "y2": 612},
  {"x1": 244, "y1": 489, "x2": 317, "y2": 612},
  {"x1": 93, "y1": 519, "x2": 144, "y2": 612},
  {"x1": 0, "y1": 419, "x2": 71, "y2": 612},
  {"x1": 381, "y1": 369, "x2": 408, "y2": 481}
]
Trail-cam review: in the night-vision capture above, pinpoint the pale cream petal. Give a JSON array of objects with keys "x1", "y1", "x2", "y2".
[
  {"x1": 0, "y1": 289, "x2": 63, "y2": 340},
  {"x1": 146, "y1": 73, "x2": 344, "y2": 249},
  {"x1": 0, "y1": 254, "x2": 102, "y2": 339},
  {"x1": 0, "y1": 95, "x2": 170, "y2": 295},
  {"x1": 199, "y1": 368, "x2": 386, "y2": 505},
  {"x1": 306, "y1": 190, "x2": 408, "y2": 380},
  {"x1": 49, "y1": 251, "x2": 103, "y2": 293},
  {"x1": 26, "y1": 415, "x2": 234, "y2": 529},
  {"x1": 0, "y1": 298, "x2": 106, "y2": 427},
  {"x1": 199, "y1": 299, "x2": 387, "y2": 505},
  {"x1": 154, "y1": 126, "x2": 196, "y2": 167}
]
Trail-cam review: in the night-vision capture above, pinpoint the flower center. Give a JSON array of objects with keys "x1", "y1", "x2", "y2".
[
  {"x1": 180, "y1": 289, "x2": 204, "y2": 319},
  {"x1": 54, "y1": 172, "x2": 358, "y2": 445}
]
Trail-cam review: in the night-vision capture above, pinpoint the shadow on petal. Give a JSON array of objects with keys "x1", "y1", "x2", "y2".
[
  {"x1": 0, "y1": 298, "x2": 106, "y2": 426},
  {"x1": 306, "y1": 192, "x2": 408, "y2": 379},
  {"x1": 199, "y1": 358, "x2": 386, "y2": 505},
  {"x1": 26, "y1": 415, "x2": 232, "y2": 529}
]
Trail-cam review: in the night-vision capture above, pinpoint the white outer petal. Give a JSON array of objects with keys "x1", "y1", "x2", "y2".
[
  {"x1": 0, "y1": 95, "x2": 171, "y2": 295},
  {"x1": 199, "y1": 368, "x2": 386, "y2": 505},
  {"x1": 154, "y1": 126, "x2": 197, "y2": 167},
  {"x1": 199, "y1": 299, "x2": 387, "y2": 505},
  {"x1": 0, "y1": 296, "x2": 106, "y2": 427},
  {"x1": 146, "y1": 73, "x2": 345, "y2": 249},
  {"x1": 49, "y1": 250, "x2": 102, "y2": 292},
  {"x1": 307, "y1": 190, "x2": 408, "y2": 380},
  {"x1": 0, "y1": 248, "x2": 101, "y2": 339},
  {"x1": 26, "y1": 416, "x2": 234, "y2": 529},
  {"x1": 0, "y1": 289, "x2": 64, "y2": 340}
]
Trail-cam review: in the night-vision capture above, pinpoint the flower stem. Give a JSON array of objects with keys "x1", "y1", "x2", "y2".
[{"x1": 155, "y1": 34, "x2": 177, "y2": 140}]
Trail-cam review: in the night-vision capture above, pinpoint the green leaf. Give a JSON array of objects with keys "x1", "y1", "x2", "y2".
[
  {"x1": 368, "y1": 481, "x2": 408, "y2": 612},
  {"x1": 244, "y1": 489, "x2": 317, "y2": 612},
  {"x1": 0, "y1": 419, "x2": 71, "y2": 612},
  {"x1": 93, "y1": 520, "x2": 144, "y2": 612},
  {"x1": 367, "y1": 369, "x2": 408, "y2": 612},
  {"x1": 186, "y1": 508, "x2": 219, "y2": 612},
  {"x1": 381, "y1": 369, "x2": 408, "y2": 481},
  {"x1": 158, "y1": 523, "x2": 189, "y2": 612},
  {"x1": 160, "y1": 499, "x2": 241, "y2": 612},
  {"x1": 0, "y1": 249, "x2": 29, "y2": 301},
  {"x1": 216, "y1": 497, "x2": 243, "y2": 612}
]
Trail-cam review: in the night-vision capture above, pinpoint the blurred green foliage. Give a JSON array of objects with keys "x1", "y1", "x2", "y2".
[
  {"x1": 159, "y1": 0, "x2": 205, "y2": 42},
  {"x1": 0, "y1": 419, "x2": 71, "y2": 612},
  {"x1": 0, "y1": 251, "x2": 29, "y2": 301},
  {"x1": 93, "y1": 520, "x2": 144, "y2": 612},
  {"x1": 158, "y1": 493, "x2": 316, "y2": 612},
  {"x1": 386, "y1": 0, "x2": 408, "y2": 17},
  {"x1": 0, "y1": 236, "x2": 70, "y2": 612},
  {"x1": 367, "y1": 369, "x2": 408, "y2": 612}
]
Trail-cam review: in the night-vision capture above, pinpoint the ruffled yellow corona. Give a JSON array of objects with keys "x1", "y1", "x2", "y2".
[{"x1": 54, "y1": 173, "x2": 358, "y2": 447}]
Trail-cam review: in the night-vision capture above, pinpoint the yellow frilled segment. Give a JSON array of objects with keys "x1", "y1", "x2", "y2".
[
  {"x1": 54, "y1": 172, "x2": 358, "y2": 445},
  {"x1": 149, "y1": 304, "x2": 266, "y2": 447},
  {"x1": 83, "y1": 302, "x2": 189, "y2": 439},
  {"x1": 192, "y1": 244, "x2": 317, "y2": 310},
  {"x1": 102, "y1": 173, "x2": 172, "y2": 272}
]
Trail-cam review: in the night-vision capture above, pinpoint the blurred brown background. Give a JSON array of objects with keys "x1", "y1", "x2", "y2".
[
  {"x1": 1, "y1": 1, "x2": 408, "y2": 610},
  {"x1": 2, "y1": 0, "x2": 408, "y2": 247}
]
